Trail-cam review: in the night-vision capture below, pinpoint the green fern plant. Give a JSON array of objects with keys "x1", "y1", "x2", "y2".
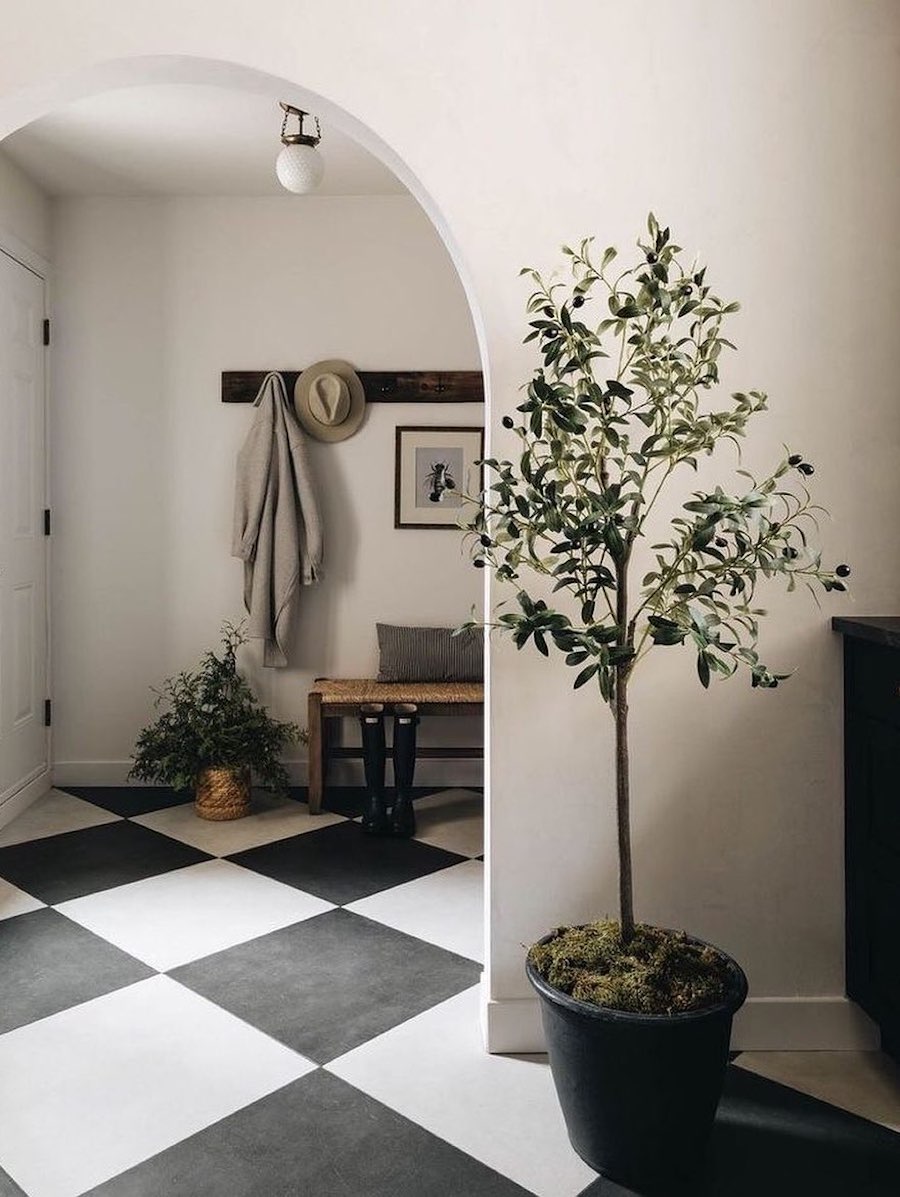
[{"x1": 129, "y1": 622, "x2": 304, "y2": 795}]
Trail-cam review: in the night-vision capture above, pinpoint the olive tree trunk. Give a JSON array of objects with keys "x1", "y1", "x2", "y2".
[
  {"x1": 615, "y1": 556, "x2": 635, "y2": 942},
  {"x1": 615, "y1": 667, "x2": 635, "y2": 941}
]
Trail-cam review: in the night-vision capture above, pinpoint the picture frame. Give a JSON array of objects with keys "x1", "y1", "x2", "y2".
[{"x1": 394, "y1": 425, "x2": 484, "y2": 529}]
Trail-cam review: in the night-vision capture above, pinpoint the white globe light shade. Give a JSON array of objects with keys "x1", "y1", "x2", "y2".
[{"x1": 276, "y1": 143, "x2": 324, "y2": 193}]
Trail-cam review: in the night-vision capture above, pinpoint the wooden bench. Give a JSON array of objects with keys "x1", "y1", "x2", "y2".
[{"x1": 307, "y1": 679, "x2": 484, "y2": 814}]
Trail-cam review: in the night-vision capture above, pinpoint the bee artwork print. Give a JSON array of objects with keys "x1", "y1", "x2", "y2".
[
  {"x1": 413, "y1": 445, "x2": 464, "y2": 512},
  {"x1": 424, "y1": 460, "x2": 457, "y2": 503},
  {"x1": 395, "y1": 426, "x2": 483, "y2": 529}
]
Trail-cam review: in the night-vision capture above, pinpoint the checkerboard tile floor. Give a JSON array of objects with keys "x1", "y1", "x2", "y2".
[{"x1": 1, "y1": 786, "x2": 898, "y2": 1197}]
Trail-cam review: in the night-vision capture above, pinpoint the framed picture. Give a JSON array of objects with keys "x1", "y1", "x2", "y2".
[{"x1": 394, "y1": 425, "x2": 484, "y2": 529}]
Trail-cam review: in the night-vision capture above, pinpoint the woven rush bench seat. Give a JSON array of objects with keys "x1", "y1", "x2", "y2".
[{"x1": 307, "y1": 678, "x2": 484, "y2": 813}]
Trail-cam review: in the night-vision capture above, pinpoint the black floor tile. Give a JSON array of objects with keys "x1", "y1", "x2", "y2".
[
  {"x1": 59, "y1": 786, "x2": 194, "y2": 818},
  {"x1": 85, "y1": 1070, "x2": 530, "y2": 1197},
  {"x1": 170, "y1": 907, "x2": 481, "y2": 1063},
  {"x1": 577, "y1": 1064, "x2": 900, "y2": 1197},
  {"x1": 0, "y1": 1163, "x2": 26, "y2": 1197},
  {"x1": 229, "y1": 818, "x2": 466, "y2": 905},
  {"x1": 0, "y1": 907, "x2": 153, "y2": 1034},
  {"x1": 0, "y1": 821, "x2": 211, "y2": 904},
  {"x1": 291, "y1": 785, "x2": 445, "y2": 819},
  {"x1": 290, "y1": 785, "x2": 366, "y2": 818}
]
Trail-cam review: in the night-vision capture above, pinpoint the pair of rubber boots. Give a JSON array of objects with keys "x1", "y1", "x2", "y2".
[{"x1": 359, "y1": 703, "x2": 418, "y2": 838}]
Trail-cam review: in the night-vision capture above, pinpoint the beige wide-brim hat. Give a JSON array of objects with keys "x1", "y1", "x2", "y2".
[{"x1": 294, "y1": 360, "x2": 366, "y2": 442}]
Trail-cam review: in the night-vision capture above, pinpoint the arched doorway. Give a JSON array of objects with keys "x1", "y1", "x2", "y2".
[
  {"x1": 0, "y1": 47, "x2": 496, "y2": 1042},
  {"x1": 0, "y1": 54, "x2": 492, "y2": 795},
  {"x1": 1, "y1": 55, "x2": 493, "y2": 783}
]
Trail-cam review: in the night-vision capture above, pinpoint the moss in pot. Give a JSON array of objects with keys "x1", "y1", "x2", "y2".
[
  {"x1": 129, "y1": 622, "x2": 304, "y2": 820},
  {"x1": 466, "y1": 215, "x2": 847, "y2": 1186}
]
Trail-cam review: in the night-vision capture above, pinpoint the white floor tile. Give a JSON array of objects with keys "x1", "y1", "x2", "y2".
[
  {"x1": 0, "y1": 789, "x2": 120, "y2": 848},
  {"x1": 133, "y1": 791, "x2": 344, "y2": 855},
  {"x1": 0, "y1": 975, "x2": 313, "y2": 1197},
  {"x1": 56, "y1": 859, "x2": 334, "y2": 971},
  {"x1": 346, "y1": 859, "x2": 484, "y2": 963},
  {"x1": 736, "y1": 1050, "x2": 900, "y2": 1131},
  {"x1": 0, "y1": 877, "x2": 44, "y2": 922},
  {"x1": 327, "y1": 985, "x2": 596, "y2": 1197},
  {"x1": 413, "y1": 788, "x2": 483, "y2": 858}
]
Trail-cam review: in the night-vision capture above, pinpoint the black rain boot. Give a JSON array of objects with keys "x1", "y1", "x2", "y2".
[
  {"x1": 359, "y1": 704, "x2": 389, "y2": 836},
  {"x1": 391, "y1": 703, "x2": 419, "y2": 838}
]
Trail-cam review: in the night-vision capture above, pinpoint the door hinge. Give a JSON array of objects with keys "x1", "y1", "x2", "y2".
[
  {"x1": 43, "y1": 508, "x2": 51, "y2": 536},
  {"x1": 42, "y1": 318, "x2": 50, "y2": 346},
  {"x1": 44, "y1": 699, "x2": 52, "y2": 727}
]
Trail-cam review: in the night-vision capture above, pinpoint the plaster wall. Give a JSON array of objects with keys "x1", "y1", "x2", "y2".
[{"x1": 0, "y1": 147, "x2": 50, "y2": 261}]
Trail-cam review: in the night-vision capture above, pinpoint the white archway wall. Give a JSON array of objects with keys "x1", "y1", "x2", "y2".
[{"x1": 2, "y1": 0, "x2": 899, "y2": 1052}]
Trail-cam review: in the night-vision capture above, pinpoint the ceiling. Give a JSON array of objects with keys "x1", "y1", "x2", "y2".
[{"x1": 2, "y1": 84, "x2": 407, "y2": 197}]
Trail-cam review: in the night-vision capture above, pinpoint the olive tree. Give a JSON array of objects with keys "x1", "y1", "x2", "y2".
[{"x1": 469, "y1": 215, "x2": 848, "y2": 942}]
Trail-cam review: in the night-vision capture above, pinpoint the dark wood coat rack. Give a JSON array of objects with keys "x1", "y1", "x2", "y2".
[{"x1": 221, "y1": 370, "x2": 484, "y2": 405}]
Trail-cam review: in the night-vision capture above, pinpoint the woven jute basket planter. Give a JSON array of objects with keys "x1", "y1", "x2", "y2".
[{"x1": 194, "y1": 765, "x2": 251, "y2": 821}]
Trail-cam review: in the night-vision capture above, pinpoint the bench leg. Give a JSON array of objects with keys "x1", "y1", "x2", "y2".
[
  {"x1": 307, "y1": 691, "x2": 323, "y2": 814},
  {"x1": 322, "y1": 715, "x2": 336, "y2": 794}
]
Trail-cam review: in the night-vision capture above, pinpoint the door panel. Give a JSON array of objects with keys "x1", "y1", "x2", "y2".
[
  {"x1": 12, "y1": 582, "x2": 36, "y2": 724},
  {"x1": 0, "y1": 250, "x2": 47, "y2": 802},
  {"x1": 13, "y1": 371, "x2": 36, "y2": 537}
]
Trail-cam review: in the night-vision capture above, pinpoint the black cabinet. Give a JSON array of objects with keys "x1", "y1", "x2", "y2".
[{"x1": 834, "y1": 617, "x2": 900, "y2": 1060}]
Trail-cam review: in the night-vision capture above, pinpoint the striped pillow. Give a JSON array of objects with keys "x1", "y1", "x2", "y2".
[{"x1": 376, "y1": 624, "x2": 484, "y2": 683}]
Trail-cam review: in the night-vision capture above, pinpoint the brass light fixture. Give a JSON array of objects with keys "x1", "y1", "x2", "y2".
[{"x1": 275, "y1": 102, "x2": 324, "y2": 194}]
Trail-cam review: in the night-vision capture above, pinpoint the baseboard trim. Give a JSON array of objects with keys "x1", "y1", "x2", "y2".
[
  {"x1": 731, "y1": 995, "x2": 878, "y2": 1051},
  {"x1": 483, "y1": 996, "x2": 544, "y2": 1055},
  {"x1": 52, "y1": 758, "x2": 484, "y2": 790},
  {"x1": 0, "y1": 768, "x2": 52, "y2": 830},
  {"x1": 482, "y1": 994, "x2": 879, "y2": 1054}
]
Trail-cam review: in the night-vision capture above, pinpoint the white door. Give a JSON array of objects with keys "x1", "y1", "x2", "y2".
[{"x1": 0, "y1": 249, "x2": 48, "y2": 806}]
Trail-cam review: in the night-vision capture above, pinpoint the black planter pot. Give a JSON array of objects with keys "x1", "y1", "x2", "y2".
[{"x1": 526, "y1": 931, "x2": 748, "y2": 1190}]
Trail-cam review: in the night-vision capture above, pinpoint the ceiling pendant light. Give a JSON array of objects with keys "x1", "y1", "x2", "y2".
[{"x1": 275, "y1": 102, "x2": 324, "y2": 194}]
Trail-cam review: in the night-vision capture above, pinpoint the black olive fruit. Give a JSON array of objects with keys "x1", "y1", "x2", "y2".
[
  {"x1": 480, "y1": 535, "x2": 492, "y2": 548},
  {"x1": 502, "y1": 415, "x2": 514, "y2": 429},
  {"x1": 799, "y1": 462, "x2": 815, "y2": 476},
  {"x1": 836, "y1": 563, "x2": 851, "y2": 577},
  {"x1": 788, "y1": 454, "x2": 803, "y2": 466},
  {"x1": 572, "y1": 295, "x2": 585, "y2": 308}
]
